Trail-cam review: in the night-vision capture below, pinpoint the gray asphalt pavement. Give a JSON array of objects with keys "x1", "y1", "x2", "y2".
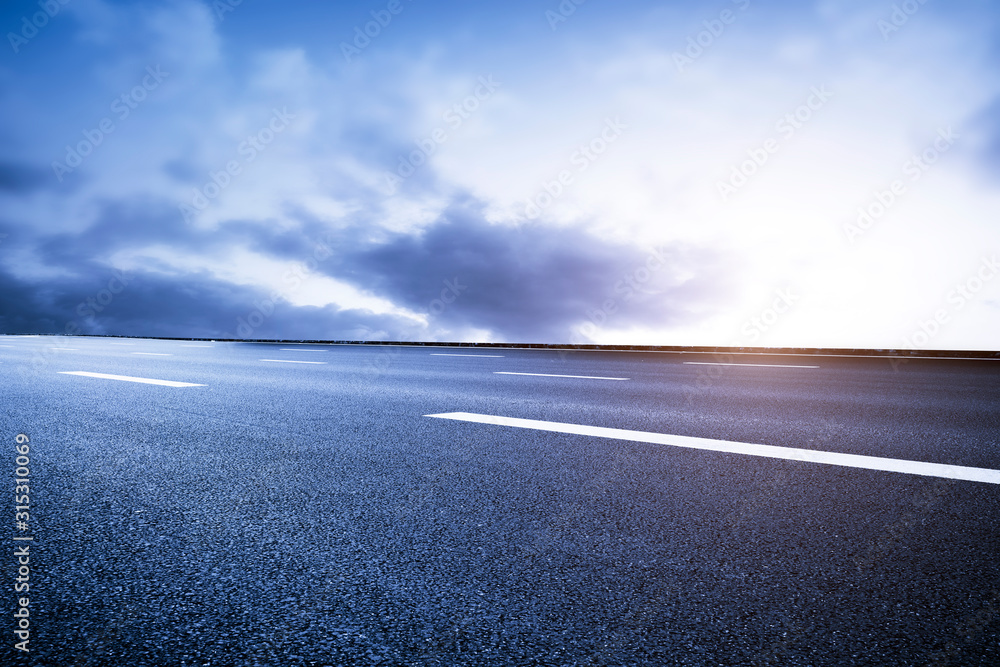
[{"x1": 1, "y1": 336, "x2": 999, "y2": 666}]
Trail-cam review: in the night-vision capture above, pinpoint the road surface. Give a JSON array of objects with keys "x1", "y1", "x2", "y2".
[{"x1": 1, "y1": 336, "x2": 998, "y2": 666}]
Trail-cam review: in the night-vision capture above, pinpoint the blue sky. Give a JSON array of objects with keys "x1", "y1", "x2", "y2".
[{"x1": 1, "y1": 0, "x2": 999, "y2": 348}]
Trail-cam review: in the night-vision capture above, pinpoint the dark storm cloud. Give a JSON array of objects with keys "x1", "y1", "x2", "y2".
[
  {"x1": 0, "y1": 262, "x2": 423, "y2": 341},
  {"x1": 311, "y1": 201, "x2": 733, "y2": 342},
  {"x1": 30, "y1": 198, "x2": 323, "y2": 272},
  {"x1": 0, "y1": 203, "x2": 422, "y2": 340},
  {"x1": 0, "y1": 195, "x2": 730, "y2": 342}
]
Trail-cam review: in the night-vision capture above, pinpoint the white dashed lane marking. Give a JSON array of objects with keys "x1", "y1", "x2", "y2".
[
  {"x1": 494, "y1": 372, "x2": 629, "y2": 381},
  {"x1": 425, "y1": 412, "x2": 1000, "y2": 485},
  {"x1": 431, "y1": 353, "x2": 505, "y2": 358},
  {"x1": 259, "y1": 359, "x2": 327, "y2": 365},
  {"x1": 683, "y1": 361, "x2": 819, "y2": 369}
]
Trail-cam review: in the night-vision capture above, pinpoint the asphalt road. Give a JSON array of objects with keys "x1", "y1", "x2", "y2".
[{"x1": 1, "y1": 336, "x2": 999, "y2": 666}]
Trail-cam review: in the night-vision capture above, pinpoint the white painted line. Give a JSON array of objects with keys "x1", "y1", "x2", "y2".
[
  {"x1": 279, "y1": 348, "x2": 327, "y2": 352},
  {"x1": 683, "y1": 361, "x2": 819, "y2": 369},
  {"x1": 425, "y1": 412, "x2": 1000, "y2": 485},
  {"x1": 494, "y1": 372, "x2": 629, "y2": 381},
  {"x1": 181, "y1": 345, "x2": 213, "y2": 348},
  {"x1": 0, "y1": 345, "x2": 13, "y2": 348},
  {"x1": 131, "y1": 352, "x2": 172, "y2": 356},
  {"x1": 58, "y1": 371, "x2": 204, "y2": 387},
  {"x1": 259, "y1": 359, "x2": 327, "y2": 365},
  {"x1": 674, "y1": 351, "x2": 1000, "y2": 362},
  {"x1": 109, "y1": 342, "x2": 135, "y2": 346},
  {"x1": 51, "y1": 348, "x2": 79, "y2": 351},
  {"x1": 430, "y1": 353, "x2": 505, "y2": 358}
]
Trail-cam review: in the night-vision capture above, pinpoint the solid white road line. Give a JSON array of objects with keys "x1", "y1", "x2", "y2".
[
  {"x1": 259, "y1": 359, "x2": 327, "y2": 364},
  {"x1": 279, "y1": 348, "x2": 327, "y2": 352},
  {"x1": 181, "y1": 344, "x2": 213, "y2": 348},
  {"x1": 683, "y1": 361, "x2": 819, "y2": 369},
  {"x1": 425, "y1": 412, "x2": 1000, "y2": 485},
  {"x1": 51, "y1": 348, "x2": 79, "y2": 351},
  {"x1": 494, "y1": 372, "x2": 629, "y2": 381},
  {"x1": 674, "y1": 351, "x2": 1000, "y2": 362},
  {"x1": 430, "y1": 353, "x2": 505, "y2": 357},
  {"x1": 58, "y1": 371, "x2": 205, "y2": 387},
  {"x1": 131, "y1": 352, "x2": 172, "y2": 356}
]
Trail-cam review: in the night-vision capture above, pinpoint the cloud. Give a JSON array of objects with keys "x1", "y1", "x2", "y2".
[
  {"x1": 973, "y1": 96, "x2": 1000, "y2": 178},
  {"x1": 0, "y1": 200, "x2": 424, "y2": 340},
  {"x1": 2, "y1": 0, "x2": 997, "y2": 347},
  {"x1": 0, "y1": 193, "x2": 731, "y2": 342},
  {"x1": 0, "y1": 162, "x2": 50, "y2": 193},
  {"x1": 313, "y1": 199, "x2": 732, "y2": 342},
  {"x1": 0, "y1": 260, "x2": 426, "y2": 341}
]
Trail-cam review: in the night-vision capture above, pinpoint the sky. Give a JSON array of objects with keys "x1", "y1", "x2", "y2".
[{"x1": 1, "y1": 0, "x2": 998, "y2": 349}]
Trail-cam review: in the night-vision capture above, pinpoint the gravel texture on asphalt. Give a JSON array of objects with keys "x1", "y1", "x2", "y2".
[{"x1": 1, "y1": 338, "x2": 998, "y2": 666}]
